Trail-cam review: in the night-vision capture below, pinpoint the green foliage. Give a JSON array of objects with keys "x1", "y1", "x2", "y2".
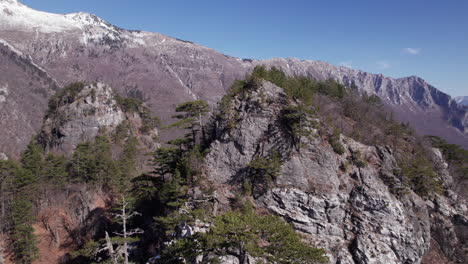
[
  {"x1": 251, "y1": 65, "x2": 347, "y2": 102},
  {"x1": 168, "y1": 100, "x2": 209, "y2": 146},
  {"x1": 216, "y1": 77, "x2": 262, "y2": 130},
  {"x1": 247, "y1": 151, "x2": 282, "y2": 193},
  {"x1": 351, "y1": 150, "x2": 368, "y2": 168},
  {"x1": 70, "y1": 136, "x2": 121, "y2": 185},
  {"x1": 242, "y1": 180, "x2": 252, "y2": 196},
  {"x1": 10, "y1": 223, "x2": 38, "y2": 264},
  {"x1": 162, "y1": 205, "x2": 328, "y2": 264},
  {"x1": 0, "y1": 160, "x2": 17, "y2": 230},
  {"x1": 20, "y1": 141, "x2": 44, "y2": 177},
  {"x1": 113, "y1": 120, "x2": 132, "y2": 143},
  {"x1": 328, "y1": 128, "x2": 345, "y2": 155},
  {"x1": 42, "y1": 153, "x2": 68, "y2": 186},
  {"x1": 159, "y1": 169, "x2": 188, "y2": 209},
  {"x1": 115, "y1": 94, "x2": 143, "y2": 113},
  {"x1": 117, "y1": 136, "x2": 139, "y2": 191},
  {"x1": 398, "y1": 147, "x2": 444, "y2": 197},
  {"x1": 10, "y1": 167, "x2": 39, "y2": 264},
  {"x1": 427, "y1": 136, "x2": 468, "y2": 181},
  {"x1": 280, "y1": 104, "x2": 317, "y2": 150},
  {"x1": 47, "y1": 82, "x2": 86, "y2": 116},
  {"x1": 70, "y1": 239, "x2": 101, "y2": 261}
]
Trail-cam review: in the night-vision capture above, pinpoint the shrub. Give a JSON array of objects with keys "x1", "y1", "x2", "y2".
[
  {"x1": 115, "y1": 95, "x2": 142, "y2": 113},
  {"x1": 397, "y1": 147, "x2": 444, "y2": 197},
  {"x1": 329, "y1": 128, "x2": 345, "y2": 155},
  {"x1": 47, "y1": 82, "x2": 86, "y2": 116},
  {"x1": 247, "y1": 151, "x2": 281, "y2": 194},
  {"x1": 351, "y1": 150, "x2": 368, "y2": 168}
]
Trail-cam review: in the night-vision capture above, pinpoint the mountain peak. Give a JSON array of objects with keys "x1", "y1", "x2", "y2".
[{"x1": 0, "y1": 0, "x2": 119, "y2": 35}]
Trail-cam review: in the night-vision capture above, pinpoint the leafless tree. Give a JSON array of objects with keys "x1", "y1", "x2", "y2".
[{"x1": 99, "y1": 196, "x2": 143, "y2": 264}]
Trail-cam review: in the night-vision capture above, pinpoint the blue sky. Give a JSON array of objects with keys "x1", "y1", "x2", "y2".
[{"x1": 22, "y1": 0, "x2": 468, "y2": 96}]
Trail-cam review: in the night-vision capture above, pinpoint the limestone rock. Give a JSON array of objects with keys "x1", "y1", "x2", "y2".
[{"x1": 205, "y1": 81, "x2": 467, "y2": 264}]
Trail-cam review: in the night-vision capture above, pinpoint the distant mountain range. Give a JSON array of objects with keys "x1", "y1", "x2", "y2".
[
  {"x1": 455, "y1": 96, "x2": 468, "y2": 106},
  {"x1": 0, "y1": 0, "x2": 466, "y2": 158}
]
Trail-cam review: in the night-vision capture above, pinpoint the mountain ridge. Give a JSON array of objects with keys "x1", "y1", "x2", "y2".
[{"x1": 0, "y1": 0, "x2": 466, "y2": 158}]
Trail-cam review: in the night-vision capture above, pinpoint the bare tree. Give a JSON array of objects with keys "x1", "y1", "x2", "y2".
[{"x1": 100, "y1": 196, "x2": 143, "y2": 264}]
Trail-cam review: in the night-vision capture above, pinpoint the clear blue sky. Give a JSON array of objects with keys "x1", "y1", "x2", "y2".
[{"x1": 22, "y1": 0, "x2": 468, "y2": 96}]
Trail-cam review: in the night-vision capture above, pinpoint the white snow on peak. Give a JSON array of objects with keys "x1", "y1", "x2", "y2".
[{"x1": 0, "y1": 0, "x2": 118, "y2": 34}]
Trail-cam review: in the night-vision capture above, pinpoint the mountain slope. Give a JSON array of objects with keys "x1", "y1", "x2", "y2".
[
  {"x1": 0, "y1": 39, "x2": 59, "y2": 159},
  {"x1": 455, "y1": 96, "x2": 468, "y2": 106},
  {"x1": 0, "y1": 0, "x2": 466, "y2": 160}
]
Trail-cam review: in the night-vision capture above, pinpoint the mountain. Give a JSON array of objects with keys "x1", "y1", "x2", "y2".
[
  {"x1": 455, "y1": 96, "x2": 468, "y2": 106},
  {"x1": 0, "y1": 39, "x2": 59, "y2": 159},
  {"x1": 0, "y1": 0, "x2": 466, "y2": 159}
]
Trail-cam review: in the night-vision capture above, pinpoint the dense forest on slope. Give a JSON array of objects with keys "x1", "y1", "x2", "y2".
[{"x1": 0, "y1": 67, "x2": 466, "y2": 264}]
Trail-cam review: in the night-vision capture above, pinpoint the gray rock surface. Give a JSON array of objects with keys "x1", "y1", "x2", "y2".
[
  {"x1": 38, "y1": 82, "x2": 159, "y2": 161},
  {"x1": 39, "y1": 83, "x2": 125, "y2": 154},
  {"x1": 205, "y1": 81, "x2": 467, "y2": 264}
]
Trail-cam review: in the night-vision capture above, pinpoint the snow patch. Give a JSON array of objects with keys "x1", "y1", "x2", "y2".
[{"x1": 0, "y1": 0, "x2": 121, "y2": 43}]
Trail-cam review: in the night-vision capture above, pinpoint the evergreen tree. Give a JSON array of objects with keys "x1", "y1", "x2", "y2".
[
  {"x1": 163, "y1": 204, "x2": 328, "y2": 264},
  {"x1": 117, "y1": 136, "x2": 138, "y2": 192},
  {"x1": 280, "y1": 104, "x2": 317, "y2": 151},
  {"x1": 70, "y1": 142, "x2": 95, "y2": 182},
  {"x1": 247, "y1": 151, "x2": 281, "y2": 194},
  {"x1": 42, "y1": 153, "x2": 68, "y2": 186},
  {"x1": 20, "y1": 141, "x2": 43, "y2": 177},
  {"x1": 0, "y1": 160, "x2": 17, "y2": 231},
  {"x1": 168, "y1": 100, "x2": 209, "y2": 145},
  {"x1": 11, "y1": 168, "x2": 39, "y2": 264}
]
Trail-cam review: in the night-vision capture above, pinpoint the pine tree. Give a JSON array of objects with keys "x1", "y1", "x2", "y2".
[
  {"x1": 20, "y1": 141, "x2": 44, "y2": 177},
  {"x1": 281, "y1": 104, "x2": 316, "y2": 151},
  {"x1": 168, "y1": 100, "x2": 209, "y2": 145},
  {"x1": 11, "y1": 168, "x2": 39, "y2": 264},
  {"x1": 163, "y1": 204, "x2": 328, "y2": 264},
  {"x1": 0, "y1": 160, "x2": 17, "y2": 231},
  {"x1": 70, "y1": 142, "x2": 95, "y2": 182},
  {"x1": 42, "y1": 153, "x2": 68, "y2": 186}
]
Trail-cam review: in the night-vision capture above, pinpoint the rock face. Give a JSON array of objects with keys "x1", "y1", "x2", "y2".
[
  {"x1": 39, "y1": 82, "x2": 159, "y2": 156},
  {"x1": 205, "y1": 81, "x2": 467, "y2": 264},
  {"x1": 0, "y1": 0, "x2": 466, "y2": 156},
  {"x1": 39, "y1": 83, "x2": 125, "y2": 154}
]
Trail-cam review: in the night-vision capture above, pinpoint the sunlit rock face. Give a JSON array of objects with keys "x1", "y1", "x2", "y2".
[
  {"x1": 39, "y1": 83, "x2": 125, "y2": 154},
  {"x1": 204, "y1": 81, "x2": 467, "y2": 264}
]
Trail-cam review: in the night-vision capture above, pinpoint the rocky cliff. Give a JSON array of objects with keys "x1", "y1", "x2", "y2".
[{"x1": 204, "y1": 80, "x2": 467, "y2": 263}]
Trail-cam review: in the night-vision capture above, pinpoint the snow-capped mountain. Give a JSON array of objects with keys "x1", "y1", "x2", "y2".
[
  {"x1": 0, "y1": 0, "x2": 466, "y2": 158},
  {"x1": 455, "y1": 96, "x2": 468, "y2": 106}
]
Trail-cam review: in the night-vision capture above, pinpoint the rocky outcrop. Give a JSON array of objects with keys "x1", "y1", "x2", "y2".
[
  {"x1": 40, "y1": 83, "x2": 125, "y2": 154},
  {"x1": 39, "y1": 82, "x2": 159, "y2": 156},
  {"x1": 205, "y1": 81, "x2": 467, "y2": 264}
]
